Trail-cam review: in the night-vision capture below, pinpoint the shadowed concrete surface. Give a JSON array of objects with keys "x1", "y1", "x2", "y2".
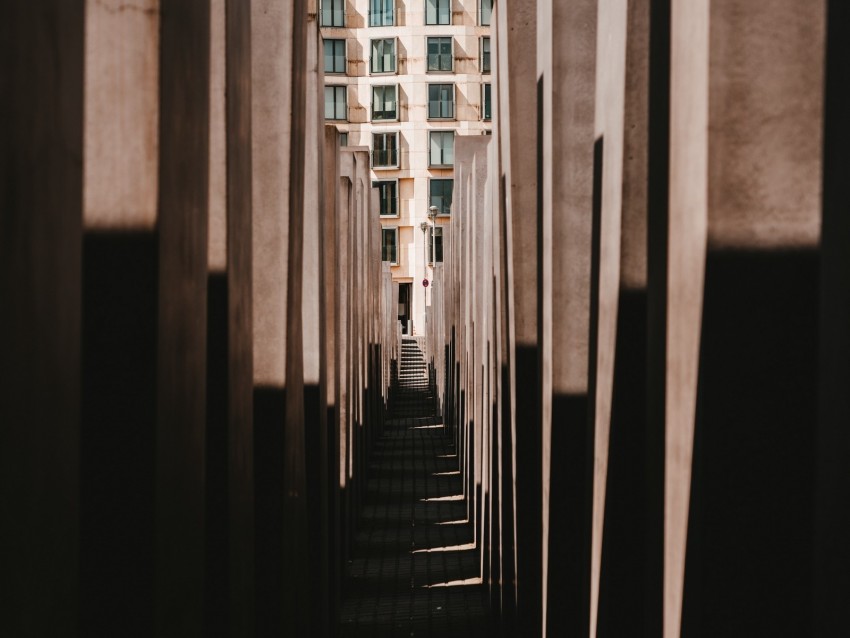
[{"x1": 340, "y1": 338, "x2": 491, "y2": 638}]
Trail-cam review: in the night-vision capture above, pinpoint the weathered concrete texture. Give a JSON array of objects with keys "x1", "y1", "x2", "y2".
[
  {"x1": 205, "y1": 0, "x2": 254, "y2": 635},
  {"x1": 5, "y1": 4, "x2": 401, "y2": 638},
  {"x1": 252, "y1": 0, "x2": 293, "y2": 388},
  {"x1": 537, "y1": 0, "x2": 598, "y2": 635},
  {"x1": 816, "y1": 3, "x2": 850, "y2": 636},
  {"x1": 492, "y1": 1, "x2": 544, "y2": 635},
  {"x1": 84, "y1": 0, "x2": 159, "y2": 231},
  {"x1": 680, "y1": 3, "x2": 826, "y2": 637},
  {"x1": 665, "y1": 2, "x2": 709, "y2": 636},
  {"x1": 594, "y1": 2, "x2": 656, "y2": 638},
  {"x1": 251, "y1": 1, "x2": 294, "y2": 633},
  {"x1": 155, "y1": 3, "x2": 211, "y2": 635},
  {"x1": 78, "y1": 2, "x2": 211, "y2": 635},
  {"x1": 0, "y1": 4, "x2": 84, "y2": 636}
]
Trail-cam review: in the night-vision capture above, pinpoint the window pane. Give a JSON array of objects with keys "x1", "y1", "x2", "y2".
[
  {"x1": 382, "y1": 228, "x2": 397, "y2": 262},
  {"x1": 441, "y1": 39, "x2": 452, "y2": 70},
  {"x1": 324, "y1": 86, "x2": 334, "y2": 119},
  {"x1": 324, "y1": 41, "x2": 333, "y2": 73},
  {"x1": 332, "y1": 41, "x2": 339, "y2": 72},
  {"x1": 438, "y1": 0, "x2": 450, "y2": 24},
  {"x1": 482, "y1": 37, "x2": 490, "y2": 72},
  {"x1": 428, "y1": 40, "x2": 439, "y2": 70},
  {"x1": 430, "y1": 179, "x2": 453, "y2": 215},
  {"x1": 481, "y1": 0, "x2": 492, "y2": 25},
  {"x1": 426, "y1": 0, "x2": 437, "y2": 24},
  {"x1": 483, "y1": 83, "x2": 491, "y2": 120}
]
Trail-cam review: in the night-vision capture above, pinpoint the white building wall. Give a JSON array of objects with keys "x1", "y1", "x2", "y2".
[{"x1": 320, "y1": 0, "x2": 492, "y2": 334}]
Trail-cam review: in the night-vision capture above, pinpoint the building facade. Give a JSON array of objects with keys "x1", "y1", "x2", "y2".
[{"x1": 320, "y1": 0, "x2": 493, "y2": 333}]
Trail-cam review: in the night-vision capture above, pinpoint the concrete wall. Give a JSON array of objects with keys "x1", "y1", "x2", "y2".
[
  {"x1": 430, "y1": 1, "x2": 846, "y2": 637},
  {"x1": 3, "y1": 4, "x2": 395, "y2": 637},
  {"x1": 1, "y1": 4, "x2": 84, "y2": 636}
]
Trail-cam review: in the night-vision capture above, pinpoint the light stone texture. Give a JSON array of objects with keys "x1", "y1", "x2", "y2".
[
  {"x1": 84, "y1": 0, "x2": 160, "y2": 230},
  {"x1": 252, "y1": 0, "x2": 294, "y2": 387},
  {"x1": 707, "y1": 0, "x2": 824, "y2": 249},
  {"x1": 666, "y1": 2, "x2": 709, "y2": 636},
  {"x1": 208, "y1": 0, "x2": 227, "y2": 273}
]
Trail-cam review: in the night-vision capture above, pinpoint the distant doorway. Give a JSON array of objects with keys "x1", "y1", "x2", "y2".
[{"x1": 398, "y1": 283, "x2": 411, "y2": 334}]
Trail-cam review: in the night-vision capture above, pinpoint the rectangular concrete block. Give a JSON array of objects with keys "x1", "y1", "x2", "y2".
[{"x1": 1, "y1": 4, "x2": 84, "y2": 635}]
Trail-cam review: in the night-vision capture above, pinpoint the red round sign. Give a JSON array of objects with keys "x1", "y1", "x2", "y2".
[{"x1": 422, "y1": 279, "x2": 429, "y2": 288}]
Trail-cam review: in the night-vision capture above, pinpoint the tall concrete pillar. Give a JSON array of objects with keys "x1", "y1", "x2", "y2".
[
  {"x1": 495, "y1": 0, "x2": 542, "y2": 632},
  {"x1": 323, "y1": 124, "x2": 343, "y2": 632},
  {"x1": 1, "y1": 4, "x2": 84, "y2": 635},
  {"x1": 594, "y1": 2, "x2": 656, "y2": 638},
  {"x1": 815, "y1": 2, "x2": 850, "y2": 635},
  {"x1": 251, "y1": 0, "x2": 295, "y2": 632},
  {"x1": 80, "y1": 2, "x2": 160, "y2": 632},
  {"x1": 155, "y1": 3, "x2": 212, "y2": 634},
  {"x1": 669, "y1": 2, "x2": 825, "y2": 636},
  {"x1": 81, "y1": 1, "x2": 211, "y2": 634},
  {"x1": 537, "y1": 0, "x2": 598, "y2": 635},
  {"x1": 205, "y1": 0, "x2": 254, "y2": 635}
]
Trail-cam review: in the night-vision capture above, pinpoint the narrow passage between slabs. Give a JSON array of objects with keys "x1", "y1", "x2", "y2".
[{"x1": 339, "y1": 337, "x2": 491, "y2": 637}]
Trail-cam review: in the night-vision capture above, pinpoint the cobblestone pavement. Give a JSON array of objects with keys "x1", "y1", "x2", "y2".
[{"x1": 339, "y1": 338, "x2": 491, "y2": 637}]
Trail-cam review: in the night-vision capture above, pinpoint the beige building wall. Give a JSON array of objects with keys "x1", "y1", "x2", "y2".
[{"x1": 320, "y1": 0, "x2": 492, "y2": 333}]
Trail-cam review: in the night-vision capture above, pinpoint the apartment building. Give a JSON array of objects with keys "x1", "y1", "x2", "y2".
[{"x1": 320, "y1": 0, "x2": 493, "y2": 333}]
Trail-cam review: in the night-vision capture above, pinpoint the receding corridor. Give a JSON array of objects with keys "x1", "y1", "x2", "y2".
[{"x1": 340, "y1": 338, "x2": 490, "y2": 637}]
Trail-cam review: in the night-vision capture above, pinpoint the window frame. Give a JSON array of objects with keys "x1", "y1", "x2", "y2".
[
  {"x1": 429, "y1": 178, "x2": 453, "y2": 216},
  {"x1": 381, "y1": 226, "x2": 400, "y2": 265},
  {"x1": 369, "y1": 37, "x2": 397, "y2": 75},
  {"x1": 373, "y1": 179, "x2": 400, "y2": 218},
  {"x1": 479, "y1": 0, "x2": 492, "y2": 26},
  {"x1": 369, "y1": 0, "x2": 395, "y2": 26},
  {"x1": 372, "y1": 131, "x2": 400, "y2": 169},
  {"x1": 323, "y1": 38, "x2": 346, "y2": 75},
  {"x1": 324, "y1": 85, "x2": 347, "y2": 121},
  {"x1": 425, "y1": 0, "x2": 452, "y2": 26},
  {"x1": 480, "y1": 36, "x2": 491, "y2": 74},
  {"x1": 426, "y1": 36, "x2": 454, "y2": 73},
  {"x1": 429, "y1": 130, "x2": 455, "y2": 167},
  {"x1": 428, "y1": 225, "x2": 444, "y2": 264},
  {"x1": 371, "y1": 84, "x2": 399, "y2": 122},
  {"x1": 427, "y1": 83, "x2": 455, "y2": 120},
  {"x1": 320, "y1": 0, "x2": 345, "y2": 27}
]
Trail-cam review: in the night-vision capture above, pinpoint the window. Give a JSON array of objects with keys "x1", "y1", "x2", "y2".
[
  {"x1": 320, "y1": 0, "x2": 344, "y2": 27},
  {"x1": 339, "y1": 132, "x2": 348, "y2": 146},
  {"x1": 428, "y1": 83, "x2": 454, "y2": 119},
  {"x1": 429, "y1": 226, "x2": 444, "y2": 263},
  {"x1": 426, "y1": 0, "x2": 451, "y2": 25},
  {"x1": 371, "y1": 85, "x2": 397, "y2": 121},
  {"x1": 430, "y1": 179, "x2": 453, "y2": 215},
  {"x1": 480, "y1": 0, "x2": 492, "y2": 25},
  {"x1": 481, "y1": 37, "x2": 491, "y2": 73},
  {"x1": 382, "y1": 227, "x2": 399, "y2": 263},
  {"x1": 482, "y1": 83, "x2": 491, "y2": 120},
  {"x1": 373, "y1": 180, "x2": 398, "y2": 217},
  {"x1": 427, "y1": 37, "x2": 453, "y2": 72},
  {"x1": 372, "y1": 132, "x2": 399, "y2": 168},
  {"x1": 325, "y1": 85, "x2": 347, "y2": 121},
  {"x1": 429, "y1": 130, "x2": 454, "y2": 167},
  {"x1": 370, "y1": 38, "x2": 396, "y2": 74},
  {"x1": 324, "y1": 39, "x2": 345, "y2": 74},
  {"x1": 370, "y1": 0, "x2": 395, "y2": 26}
]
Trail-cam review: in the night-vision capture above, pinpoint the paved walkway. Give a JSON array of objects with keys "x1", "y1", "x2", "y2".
[{"x1": 339, "y1": 338, "x2": 491, "y2": 637}]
